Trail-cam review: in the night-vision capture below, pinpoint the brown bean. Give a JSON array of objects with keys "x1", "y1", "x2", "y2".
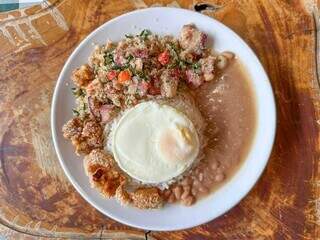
[
  {"x1": 198, "y1": 173, "x2": 204, "y2": 182},
  {"x1": 198, "y1": 186, "x2": 209, "y2": 194},
  {"x1": 214, "y1": 173, "x2": 225, "y2": 182},
  {"x1": 210, "y1": 161, "x2": 219, "y2": 170},
  {"x1": 222, "y1": 51, "x2": 235, "y2": 60},
  {"x1": 173, "y1": 186, "x2": 183, "y2": 199},
  {"x1": 180, "y1": 177, "x2": 191, "y2": 186},
  {"x1": 167, "y1": 193, "x2": 176, "y2": 203},
  {"x1": 191, "y1": 187, "x2": 198, "y2": 196},
  {"x1": 193, "y1": 179, "x2": 201, "y2": 188},
  {"x1": 203, "y1": 177, "x2": 214, "y2": 188},
  {"x1": 216, "y1": 55, "x2": 228, "y2": 69},
  {"x1": 197, "y1": 168, "x2": 202, "y2": 175},
  {"x1": 181, "y1": 195, "x2": 195, "y2": 206},
  {"x1": 181, "y1": 187, "x2": 191, "y2": 200},
  {"x1": 216, "y1": 167, "x2": 223, "y2": 174},
  {"x1": 183, "y1": 185, "x2": 191, "y2": 192}
]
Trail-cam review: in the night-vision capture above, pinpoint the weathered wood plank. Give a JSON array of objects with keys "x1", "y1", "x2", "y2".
[{"x1": 0, "y1": 0, "x2": 318, "y2": 239}]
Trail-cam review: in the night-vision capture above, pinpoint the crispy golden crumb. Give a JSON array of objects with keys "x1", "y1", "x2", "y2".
[
  {"x1": 131, "y1": 187, "x2": 163, "y2": 209},
  {"x1": 82, "y1": 119, "x2": 103, "y2": 148},
  {"x1": 84, "y1": 149, "x2": 126, "y2": 198},
  {"x1": 115, "y1": 183, "x2": 132, "y2": 206},
  {"x1": 62, "y1": 118, "x2": 83, "y2": 139},
  {"x1": 62, "y1": 118, "x2": 103, "y2": 155},
  {"x1": 72, "y1": 64, "x2": 94, "y2": 87},
  {"x1": 84, "y1": 150, "x2": 163, "y2": 208}
]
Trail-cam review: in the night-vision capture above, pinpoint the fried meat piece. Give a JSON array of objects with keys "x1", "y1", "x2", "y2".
[
  {"x1": 179, "y1": 24, "x2": 208, "y2": 55},
  {"x1": 62, "y1": 117, "x2": 83, "y2": 139},
  {"x1": 62, "y1": 118, "x2": 103, "y2": 155},
  {"x1": 130, "y1": 187, "x2": 163, "y2": 209},
  {"x1": 115, "y1": 183, "x2": 132, "y2": 206},
  {"x1": 82, "y1": 120, "x2": 103, "y2": 148},
  {"x1": 72, "y1": 64, "x2": 94, "y2": 87},
  {"x1": 84, "y1": 149, "x2": 126, "y2": 198}
]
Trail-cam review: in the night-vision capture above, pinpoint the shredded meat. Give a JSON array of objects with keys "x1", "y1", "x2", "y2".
[
  {"x1": 72, "y1": 64, "x2": 94, "y2": 87},
  {"x1": 84, "y1": 149, "x2": 126, "y2": 198}
]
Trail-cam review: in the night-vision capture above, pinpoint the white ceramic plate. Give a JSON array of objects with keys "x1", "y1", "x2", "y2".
[{"x1": 51, "y1": 7, "x2": 276, "y2": 231}]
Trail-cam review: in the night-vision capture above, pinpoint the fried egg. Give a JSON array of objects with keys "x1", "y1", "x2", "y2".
[{"x1": 107, "y1": 96, "x2": 204, "y2": 184}]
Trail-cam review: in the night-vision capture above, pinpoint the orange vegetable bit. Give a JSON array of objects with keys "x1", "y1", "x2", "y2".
[
  {"x1": 118, "y1": 69, "x2": 132, "y2": 84},
  {"x1": 158, "y1": 50, "x2": 170, "y2": 65}
]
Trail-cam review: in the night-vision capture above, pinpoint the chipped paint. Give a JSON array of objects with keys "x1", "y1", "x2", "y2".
[
  {"x1": 41, "y1": 0, "x2": 69, "y2": 31},
  {"x1": 0, "y1": 0, "x2": 69, "y2": 51}
]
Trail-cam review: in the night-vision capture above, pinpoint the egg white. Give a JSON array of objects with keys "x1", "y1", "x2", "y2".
[{"x1": 104, "y1": 93, "x2": 206, "y2": 185}]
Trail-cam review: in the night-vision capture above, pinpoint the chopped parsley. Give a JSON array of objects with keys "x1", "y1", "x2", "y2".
[
  {"x1": 126, "y1": 54, "x2": 134, "y2": 62},
  {"x1": 104, "y1": 52, "x2": 114, "y2": 65},
  {"x1": 125, "y1": 34, "x2": 134, "y2": 38},
  {"x1": 71, "y1": 87, "x2": 85, "y2": 97},
  {"x1": 72, "y1": 109, "x2": 80, "y2": 116},
  {"x1": 192, "y1": 62, "x2": 201, "y2": 70},
  {"x1": 139, "y1": 29, "x2": 152, "y2": 40}
]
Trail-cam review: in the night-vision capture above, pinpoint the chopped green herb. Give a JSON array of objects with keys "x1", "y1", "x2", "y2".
[
  {"x1": 139, "y1": 29, "x2": 152, "y2": 40},
  {"x1": 127, "y1": 54, "x2": 134, "y2": 62},
  {"x1": 192, "y1": 62, "x2": 201, "y2": 70},
  {"x1": 125, "y1": 34, "x2": 134, "y2": 38},
  {"x1": 111, "y1": 64, "x2": 125, "y2": 70},
  {"x1": 71, "y1": 87, "x2": 85, "y2": 97},
  {"x1": 168, "y1": 61, "x2": 178, "y2": 69},
  {"x1": 168, "y1": 42, "x2": 179, "y2": 52},
  {"x1": 104, "y1": 52, "x2": 114, "y2": 65},
  {"x1": 72, "y1": 109, "x2": 80, "y2": 116},
  {"x1": 178, "y1": 60, "x2": 187, "y2": 69}
]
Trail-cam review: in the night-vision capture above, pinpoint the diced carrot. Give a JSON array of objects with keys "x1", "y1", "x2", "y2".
[
  {"x1": 118, "y1": 70, "x2": 131, "y2": 84},
  {"x1": 158, "y1": 50, "x2": 170, "y2": 65},
  {"x1": 107, "y1": 70, "x2": 117, "y2": 80}
]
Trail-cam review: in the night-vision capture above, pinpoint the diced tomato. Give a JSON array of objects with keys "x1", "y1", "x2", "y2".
[
  {"x1": 118, "y1": 70, "x2": 131, "y2": 84},
  {"x1": 107, "y1": 70, "x2": 117, "y2": 80},
  {"x1": 158, "y1": 50, "x2": 170, "y2": 65}
]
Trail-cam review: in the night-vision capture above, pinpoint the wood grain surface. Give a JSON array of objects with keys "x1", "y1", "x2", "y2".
[{"x1": 0, "y1": 0, "x2": 319, "y2": 239}]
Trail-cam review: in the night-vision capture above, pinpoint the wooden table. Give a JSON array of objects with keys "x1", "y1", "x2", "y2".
[{"x1": 0, "y1": 0, "x2": 319, "y2": 239}]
